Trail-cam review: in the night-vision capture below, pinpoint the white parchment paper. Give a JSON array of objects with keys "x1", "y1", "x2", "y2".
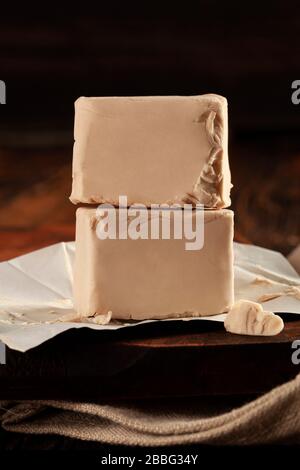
[{"x1": 0, "y1": 242, "x2": 299, "y2": 352}]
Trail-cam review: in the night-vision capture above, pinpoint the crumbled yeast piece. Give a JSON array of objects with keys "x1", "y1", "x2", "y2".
[{"x1": 224, "y1": 300, "x2": 284, "y2": 336}]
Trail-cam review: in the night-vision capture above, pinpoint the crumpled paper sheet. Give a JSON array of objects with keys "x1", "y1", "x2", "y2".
[{"x1": 0, "y1": 242, "x2": 299, "y2": 352}]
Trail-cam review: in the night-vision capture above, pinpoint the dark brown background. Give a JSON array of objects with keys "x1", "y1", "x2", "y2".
[{"x1": 0, "y1": 1, "x2": 299, "y2": 257}]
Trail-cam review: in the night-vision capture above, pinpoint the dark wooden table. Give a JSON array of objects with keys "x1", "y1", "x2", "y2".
[{"x1": 0, "y1": 227, "x2": 299, "y2": 401}]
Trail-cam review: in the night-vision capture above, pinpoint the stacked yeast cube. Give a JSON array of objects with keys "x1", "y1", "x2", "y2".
[{"x1": 71, "y1": 94, "x2": 234, "y2": 320}]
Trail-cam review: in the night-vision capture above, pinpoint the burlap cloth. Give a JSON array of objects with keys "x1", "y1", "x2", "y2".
[{"x1": 1, "y1": 373, "x2": 300, "y2": 446}]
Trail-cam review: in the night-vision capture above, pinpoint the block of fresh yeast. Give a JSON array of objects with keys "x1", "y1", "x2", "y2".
[
  {"x1": 73, "y1": 207, "x2": 234, "y2": 320},
  {"x1": 70, "y1": 94, "x2": 231, "y2": 208}
]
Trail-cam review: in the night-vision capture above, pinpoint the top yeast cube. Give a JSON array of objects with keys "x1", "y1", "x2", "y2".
[{"x1": 70, "y1": 94, "x2": 231, "y2": 208}]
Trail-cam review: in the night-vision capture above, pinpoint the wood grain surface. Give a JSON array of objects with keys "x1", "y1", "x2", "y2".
[
  {"x1": 0, "y1": 228, "x2": 299, "y2": 400},
  {"x1": 0, "y1": 136, "x2": 299, "y2": 399},
  {"x1": 0, "y1": 135, "x2": 299, "y2": 257},
  {"x1": 1, "y1": 315, "x2": 300, "y2": 400}
]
